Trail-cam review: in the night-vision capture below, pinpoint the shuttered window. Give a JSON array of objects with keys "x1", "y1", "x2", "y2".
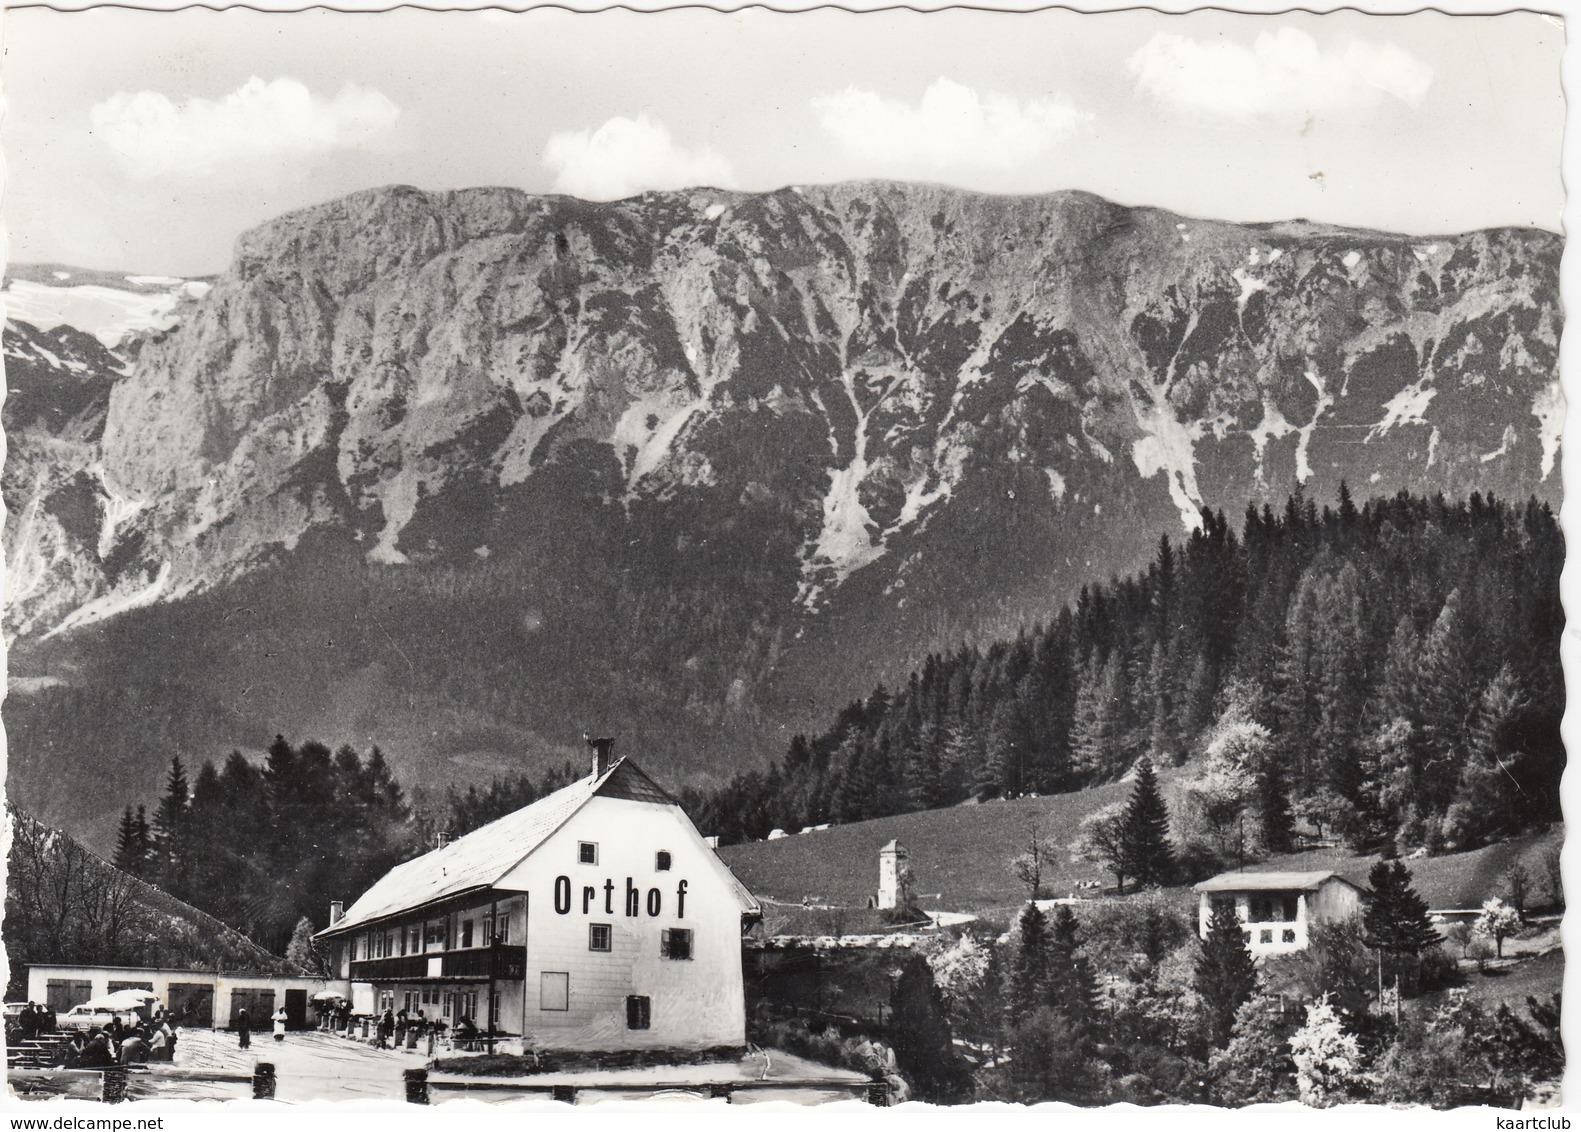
[{"x1": 626, "y1": 995, "x2": 651, "y2": 1031}]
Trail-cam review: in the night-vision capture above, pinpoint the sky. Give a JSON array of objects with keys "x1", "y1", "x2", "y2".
[{"x1": 0, "y1": 6, "x2": 1565, "y2": 277}]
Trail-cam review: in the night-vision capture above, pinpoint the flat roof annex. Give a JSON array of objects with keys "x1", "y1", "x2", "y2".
[
  {"x1": 318, "y1": 757, "x2": 757, "y2": 938},
  {"x1": 1192, "y1": 870, "x2": 1369, "y2": 895}
]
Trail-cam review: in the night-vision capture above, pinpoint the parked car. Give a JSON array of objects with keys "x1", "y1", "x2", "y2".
[{"x1": 56, "y1": 1005, "x2": 123, "y2": 1032}]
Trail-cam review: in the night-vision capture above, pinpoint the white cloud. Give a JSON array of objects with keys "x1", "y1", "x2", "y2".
[
  {"x1": 542, "y1": 115, "x2": 735, "y2": 201},
  {"x1": 1127, "y1": 28, "x2": 1433, "y2": 120},
  {"x1": 813, "y1": 78, "x2": 1088, "y2": 170},
  {"x1": 91, "y1": 77, "x2": 400, "y2": 179}
]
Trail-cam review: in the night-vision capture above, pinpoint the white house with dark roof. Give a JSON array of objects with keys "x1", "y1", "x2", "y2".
[
  {"x1": 1192, "y1": 870, "x2": 1369, "y2": 958},
  {"x1": 317, "y1": 743, "x2": 760, "y2": 1051}
]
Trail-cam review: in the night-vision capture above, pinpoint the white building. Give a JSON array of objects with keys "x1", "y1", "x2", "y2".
[
  {"x1": 876, "y1": 840, "x2": 911, "y2": 910},
  {"x1": 1192, "y1": 870, "x2": 1368, "y2": 958},
  {"x1": 317, "y1": 745, "x2": 760, "y2": 1052},
  {"x1": 24, "y1": 964, "x2": 346, "y2": 1028}
]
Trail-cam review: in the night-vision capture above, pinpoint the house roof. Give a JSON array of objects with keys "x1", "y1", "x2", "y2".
[
  {"x1": 1192, "y1": 870, "x2": 1368, "y2": 895},
  {"x1": 319, "y1": 757, "x2": 755, "y2": 938}
]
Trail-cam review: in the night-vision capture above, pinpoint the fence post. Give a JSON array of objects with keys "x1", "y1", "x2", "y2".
[
  {"x1": 253, "y1": 1061, "x2": 277, "y2": 1100},
  {"x1": 101, "y1": 1066, "x2": 130, "y2": 1104},
  {"x1": 865, "y1": 1078, "x2": 891, "y2": 1107},
  {"x1": 550, "y1": 1084, "x2": 576, "y2": 1104},
  {"x1": 404, "y1": 1067, "x2": 430, "y2": 1105}
]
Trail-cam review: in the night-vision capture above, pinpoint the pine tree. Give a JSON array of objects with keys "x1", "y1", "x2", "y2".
[
  {"x1": 1120, "y1": 757, "x2": 1174, "y2": 888},
  {"x1": 114, "y1": 808, "x2": 144, "y2": 875},
  {"x1": 1256, "y1": 767, "x2": 1295, "y2": 855},
  {"x1": 1442, "y1": 664, "x2": 1527, "y2": 848},
  {"x1": 151, "y1": 755, "x2": 191, "y2": 889},
  {"x1": 1046, "y1": 905, "x2": 1102, "y2": 1041},
  {"x1": 1070, "y1": 653, "x2": 1126, "y2": 782},
  {"x1": 286, "y1": 915, "x2": 327, "y2": 975},
  {"x1": 1195, "y1": 898, "x2": 1257, "y2": 1047},
  {"x1": 132, "y1": 806, "x2": 152, "y2": 871},
  {"x1": 1006, "y1": 902, "x2": 1052, "y2": 1026},
  {"x1": 1362, "y1": 860, "x2": 1439, "y2": 957}
]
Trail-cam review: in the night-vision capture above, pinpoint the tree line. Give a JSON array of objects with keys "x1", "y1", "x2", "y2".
[
  {"x1": 111, "y1": 737, "x2": 576, "y2": 952},
  {"x1": 683, "y1": 488, "x2": 1563, "y2": 867}
]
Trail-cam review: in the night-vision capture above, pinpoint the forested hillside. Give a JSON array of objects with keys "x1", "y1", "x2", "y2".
[
  {"x1": 111, "y1": 737, "x2": 580, "y2": 952},
  {"x1": 4, "y1": 808, "x2": 297, "y2": 999},
  {"x1": 684, "y1": 488, "x2": 1563, "y2": 863}
]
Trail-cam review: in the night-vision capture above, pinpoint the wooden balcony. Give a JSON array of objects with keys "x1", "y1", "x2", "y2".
[{"x1": 350, "y1": 944, "x2": 526, "y2": 984}]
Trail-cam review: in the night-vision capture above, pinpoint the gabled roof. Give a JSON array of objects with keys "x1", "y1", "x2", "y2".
[
  {"x1": 319, "y1": 757, "x2": 715, "y2": 938},
  {"x1": 1193, "y1": 870, "x2": 1368, "y2": 895}
]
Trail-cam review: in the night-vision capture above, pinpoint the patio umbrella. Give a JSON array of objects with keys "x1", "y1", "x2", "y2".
[{"x1": 83, "y1": 989, "x2": 156, "y2": 1012}]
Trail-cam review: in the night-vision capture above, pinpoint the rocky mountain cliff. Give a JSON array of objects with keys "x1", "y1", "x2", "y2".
[{"x1": 4, "y1": 182, "x2": 1561, "y2": 850}]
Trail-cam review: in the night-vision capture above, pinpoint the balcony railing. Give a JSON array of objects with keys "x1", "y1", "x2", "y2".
[{"x1": 350, "y1": 944, "x2": 526, "y2": 984}]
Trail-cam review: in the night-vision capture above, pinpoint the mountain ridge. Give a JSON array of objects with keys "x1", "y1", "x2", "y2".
[{"x1": 3, "y1": 180, "x2": 1561, "y2": 852}]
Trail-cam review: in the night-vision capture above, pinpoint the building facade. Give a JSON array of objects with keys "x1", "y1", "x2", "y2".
[
  {"x1": 1192, "y1": 870, "x2": 1368, "y2": 958},
  {"x1": 24, "y1": 964, "x2": 347, "y2": 1029},
  {"x1": 318, "y1": 750, "x2": 760, "y2": 1052},
  {"x1": 876, "y1": 840, "x2": 911, "y2": 910}
]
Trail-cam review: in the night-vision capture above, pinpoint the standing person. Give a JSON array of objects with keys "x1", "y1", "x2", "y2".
[
  {"x1": 271, "y1": 1007, "x2": 288, "y2": 1042},
  {"x1": 237, "y1": 1007, "x2": 251, "y2": 1050}
]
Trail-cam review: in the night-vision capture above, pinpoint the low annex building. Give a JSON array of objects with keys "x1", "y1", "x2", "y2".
[
  {"x1": 1192, "y1": 870, "x2": 1368, "y2": 958},
  {"x1": 317, "y1": 743, "x2": 761, "y2": 1051},
  {"x1": 24, "y1": 964, "x2": 345, "y2": 1029}
]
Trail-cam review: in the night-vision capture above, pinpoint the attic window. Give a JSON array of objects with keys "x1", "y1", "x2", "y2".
[
  {"x1": 578, "y1": 842, "x2": 598, "y2": 865},
  {"x1": 656, "y1": 851, "x2": 672, "y2": 871}
]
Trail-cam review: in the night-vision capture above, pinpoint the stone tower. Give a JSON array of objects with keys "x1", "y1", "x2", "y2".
[{"x1": 877, "y1": 840, "x2": 912, "y2": 910}]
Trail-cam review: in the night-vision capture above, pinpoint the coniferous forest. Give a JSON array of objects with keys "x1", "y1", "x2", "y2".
[
  {"x1": 683, "y1": 488, "x2": 1563, "y2": 863},
  {"x1": 94, "y1": 488, "x2": 1561, "y2": 948}
]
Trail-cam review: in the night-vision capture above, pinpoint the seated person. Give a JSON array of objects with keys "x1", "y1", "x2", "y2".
[
  {"x1": 62, "y1": 1031, "x2": 88, "y2": 1069},
  {"x1": 453, "y1": 1015, "x2": 478, "y2": 1039},
  {"x1": 79, "y1": 1029, "x2": 115, "y2": 1069}
]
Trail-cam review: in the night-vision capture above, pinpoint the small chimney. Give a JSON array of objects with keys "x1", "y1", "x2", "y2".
[
  {"x1": 436, "y1": 829, "x2": 452, "y2": 850},
  {"x1": 585, "y1": 734, "x2": 616, "y2": 777},
  {"x1": 329, "y1": 900, "x2": 344, "y2": 926}
]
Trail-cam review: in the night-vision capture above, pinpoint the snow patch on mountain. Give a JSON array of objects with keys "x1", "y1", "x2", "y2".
[
  {"x1": 1231, "y1": 268, "x2": 1267, "y2": 312},
  {"x1": 1480, "y1": 424, "x2": 1518, "y2": 464},
  {"x1": 1131, "y1": 395, "x2": 1205, "y2": 530},
  {"x1": 1247, "y1": 400, "x2": 1297, "y2": 484},
  {"x1": 3, "y1": 279, "x2": 191, "y2": 347},
  {"x1": 1369, "y1": 381, "x2": 1437, "y2": 440},
  {"x1": 1532, "y1": 381, "x2": 1563, "y2": 480}
]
